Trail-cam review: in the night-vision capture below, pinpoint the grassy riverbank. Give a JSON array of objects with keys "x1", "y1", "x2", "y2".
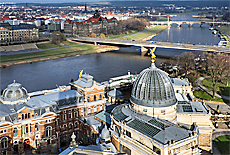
[
  {"x1": 120, "y1": 26, "x2": 168, "y2": 40},
  {"x1": 107, "y1": 30, "x2": 139, "y2": 39},
  {"x1": 36, "y1": 41, "x2": 78, "y2": 49},
  {"x1": 0, "y1": 44, "x2": 99, "y2": 68}
]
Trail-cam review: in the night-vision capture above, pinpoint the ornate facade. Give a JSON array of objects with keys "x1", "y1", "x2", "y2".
[
  {"x1": 64, "y1": 10, "x2": 117, "y2": 37},
  {"x1": 0, "y1": 23, "x2": 39, "y2": 45},
  {"x1": 0, "y1": 73, "x2": 106, "y2": 154}
]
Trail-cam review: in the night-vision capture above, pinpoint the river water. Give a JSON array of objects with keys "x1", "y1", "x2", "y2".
[{"x1": 0, "y1": 15, "x2": 221, "y2": 92}]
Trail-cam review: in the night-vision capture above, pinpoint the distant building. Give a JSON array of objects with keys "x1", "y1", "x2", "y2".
[
  {"x1": 0, "y1": 23, "x2": 39, "y2": 44},
  {"x1": 64, "y1": 10, "x2": 117, "y2": 37}
]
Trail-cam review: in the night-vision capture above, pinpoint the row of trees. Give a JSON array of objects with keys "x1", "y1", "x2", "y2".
[
  {"x1": 120, "y1": 18, "x2": 149, "y2": 31},
  {"x1": 174, "y1": 52, "x2": 229, "y2": 99}
]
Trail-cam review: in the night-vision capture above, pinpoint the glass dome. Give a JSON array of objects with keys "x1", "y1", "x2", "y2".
[
  {"x1": 2, "y1": 81, "x2": 28, "y2": 102},
  {"x1": 130, "y1": 65, "x2": 177, "y2": 107}
]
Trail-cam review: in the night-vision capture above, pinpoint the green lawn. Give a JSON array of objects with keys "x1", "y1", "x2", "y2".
[
  {"x1": 120, "y1": 26, "x2": 167, "y2": 40},
  {"x1": 36, "y1": 41, "x2": 78, "y2": 49},
  {"x1": 157, "y1": 17, "x2": 168, "y2": 21},
  {"x1": 107, "y1": 30, "x2": 139, "y2": 39},
  {"x1": 214, "y1": 135, "x2": 230, "y2": 155},
  {"x1": 193, "y1": 89, "x2": 223, "y2": 102},
  {"x1": 202, "y1": 77, "x2": 230, "y2": 97},
  {"x1": 219, "y1": 26, "x2": 230, "y2": 37},
  {"x1": 0, "y1": 45, "x2": 98, "y2": 66}
]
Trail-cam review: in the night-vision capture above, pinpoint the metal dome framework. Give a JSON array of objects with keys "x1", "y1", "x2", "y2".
[{"x1": 130, "y1": 66, "x2": 177, "y2": 107}]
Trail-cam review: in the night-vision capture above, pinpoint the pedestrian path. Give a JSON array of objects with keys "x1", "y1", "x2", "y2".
[{"x1": 195, "y1": 76, "x2": 230, "y2": 101}]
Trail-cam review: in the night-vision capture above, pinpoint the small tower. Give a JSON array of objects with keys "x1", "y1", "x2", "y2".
[{"x1": 85, "y1": 3, "x2": 87, "y2": 13}]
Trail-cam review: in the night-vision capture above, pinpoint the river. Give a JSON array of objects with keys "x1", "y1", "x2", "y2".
[{"x1": 0, "y1": 14, "x2": 221, "y2": 92}]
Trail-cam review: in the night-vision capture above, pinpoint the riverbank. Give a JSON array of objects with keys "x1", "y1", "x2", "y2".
[
  {"x1": 119, "y1": 26, "x2": 168, "y2": 41},
  {"x1": 0, "y1": 43, "x2": 118, "y2": 68}
]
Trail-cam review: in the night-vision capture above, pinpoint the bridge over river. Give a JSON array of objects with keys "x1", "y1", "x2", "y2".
[{"x1": 72, "y1": 37, "x2": 230, "y2": 55}]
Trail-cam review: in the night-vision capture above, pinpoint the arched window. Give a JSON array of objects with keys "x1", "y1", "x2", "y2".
[
  {"x1": 25, "y1": 113, "x2": 27, "y2": 119},
  {"x1": 100, "y1": 94, "x2": 102, "y2": 99},
  {"x1": 100, "y1": 105, "x2": 103, "y2": 111},
  {"x1": 74, "y1": 122, "x2": 78, "y2": 128},
  {"x1": 1, "y1": 137, "x2": 8, "y2": 149},
  {"x1": 63, "y1": 125, "x2": 66, "y2": 131},
  {"x1": 22, "y1": 114, "x2": 24, "y2": 120},
  {"x1": 35, "y1": 123, "x2": 39, "y2": 131},
  {"x1": 13, "y1": 128, "x2": 17, "y2": 137},
  {"x1": 28, "y1": 113, "x2": 30, "y2": 118},
  {"x1": 94, "y1": 106, "x2": 97, "y2": 113},
  {"x1": 46, "y1": 126, "x2": 52, "y2": 137},
  {"x1": 94, "y1": 95, "x2": 97, "y2": 101},
  {"x1": 69, "y1": 124, "x2": 72, "y2": 130},
  {"x1": 87, "y1": 96, "x2": 90, "y2": 102}
]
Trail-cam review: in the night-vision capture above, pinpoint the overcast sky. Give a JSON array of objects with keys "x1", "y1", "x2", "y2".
[
  {"x1": 1, "y1": 0, "x2": 215, "y2": 4},
  {"x1": 2, "y1": 0, "x2": 113, "y2": 3}
]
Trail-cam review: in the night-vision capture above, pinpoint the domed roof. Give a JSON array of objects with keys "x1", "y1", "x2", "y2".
[
  {"x1": 2, "y1": 81, "x2": 28, "y2": 102},
  {"x1": 100, "y1": 125, "x2": 110, "y2": 141},
  {"x1": 108, "y1": 89, "x2": 123, "y2": 98},
  {"x1": 130, "y1": 65, "x2": 177, "y2": 107}
]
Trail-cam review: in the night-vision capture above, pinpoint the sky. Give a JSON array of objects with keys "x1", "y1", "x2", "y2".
[
  {"x1": 1, "y1": 0, "x2": 217, "y2": 4},
  {"x1": 2, "y1": 0, "x2": 112, "y2": 4}
]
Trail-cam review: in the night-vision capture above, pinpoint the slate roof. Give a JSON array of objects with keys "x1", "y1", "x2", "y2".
[
  {"x1": 95, "y1": 111, "x2": 111, "y2": 125},
  {"x1": 70, "y1": 74, "x2": 102, "y2": 88},
  {"x1": 112, "y1": 104, "x2": 192, "y2": 144}
]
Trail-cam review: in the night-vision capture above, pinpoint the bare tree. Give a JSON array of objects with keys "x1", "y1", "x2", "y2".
[
  {"x1": 206, "y1": 53, "x2": 227, "y2": 99},
  {"x1": 178, "y1": 52, "x2": 195, "y2": 77},
  {"x1": 51, "y1": 31, "x2": 66, "y2": 45},
  {"x1": 201, "y1": 52, "x2": 210, "y2": 75}
]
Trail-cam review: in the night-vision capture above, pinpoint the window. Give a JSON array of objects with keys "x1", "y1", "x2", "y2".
[
  {"x1": 25, "y1": 113, "x2": 27, "y2": 119},
  {"x1": 13, "y1": 128, "x2": 17, "y2": 137},
  {"x1": 143, "y1": 109, "x2": 147, "y2": 112},
  {"x1": 1, "y1": 137, "x2": 8, "y2": 149},
  {"x1": 100, "y1": 94, "x2": 102, "y2": 99},
  {"x1": 100, "y1": 105, "x2": 103, "y2": 111},
  {"x1": 69, "y1": 124, "x2": 72, "y2": 129},
  {"x1": 46, "y1": 126, "x2": 52, "y2": 137},
  {"x1": 75, "y1": 111, "x2": 78, "y2": 118},
  {"x1": 87, "y1": 96, "x2": 90, "y2": 102},
  {"x1": 63, "y1": 114, "x2": 66, "y2": 121},
  {"x1": 161, "y1": 110, "x2": 165, "y2": 113},
  {"x1": 94, "y1": 95, "x2": 97, "y2": 101},
  {"x1": 22, "y1": 114, "x2": 24, "y2": 120},
  {"x1": 28, "y1": 113, "x2": 30, "y2": 118},
  {"x1": 25, "y1": 124, "x2": 29, "y2": 133},
  {"x1": 35, "y1": 123, "x2": 39, "y2": 131},
  {"x1": 63, "y1": 125, "x2": 66, "y2": 131},
  {"x1": 69, "y1": 113, "x2": 72, "y2": 119},
  {"x1": 94, "y1": 106, "x2": 97, "y2": 113},
  {"x1": 126, "y1": 131, "x2": 131, "y2": 138},
  {"x1": 74, "y1": 122, "x2": 78, "y2": 128}
]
